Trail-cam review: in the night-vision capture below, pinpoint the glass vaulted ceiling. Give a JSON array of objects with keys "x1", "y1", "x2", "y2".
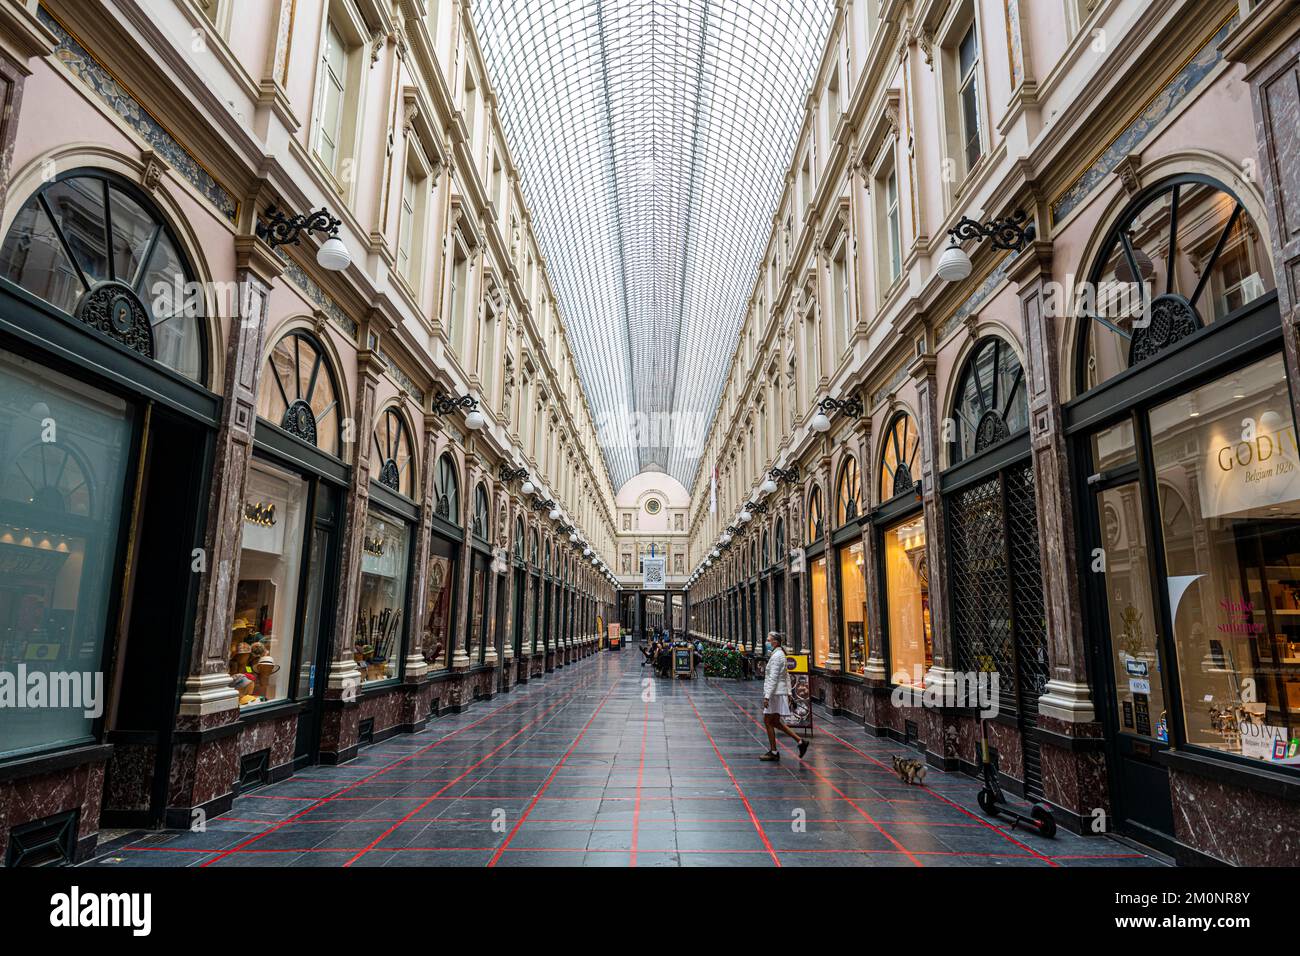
[{"x1": 472, "y1": 0, "x2": 836, "y2": 490}]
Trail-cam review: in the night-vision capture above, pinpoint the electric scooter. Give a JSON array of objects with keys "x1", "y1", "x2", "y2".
[{"x1": 976, "y1": 719, "x2": 1057, "y2": 838}]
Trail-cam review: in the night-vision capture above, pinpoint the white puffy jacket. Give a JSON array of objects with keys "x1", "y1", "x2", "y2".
[{"x1": 763, "y1": 647, "x2": 791, "y2": 699}]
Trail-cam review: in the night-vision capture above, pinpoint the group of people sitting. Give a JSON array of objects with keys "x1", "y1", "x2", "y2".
[{"x1": 641, "y1": 629, "x2": 704, "y2": 678}]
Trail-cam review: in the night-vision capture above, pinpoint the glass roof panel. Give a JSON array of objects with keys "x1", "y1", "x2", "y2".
[{"x1": 472, "y1": 0, "x2": 835, "y2": 490}]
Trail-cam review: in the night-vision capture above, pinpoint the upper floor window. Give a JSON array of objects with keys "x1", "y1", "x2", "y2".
[
  {"x1": 940, "y1": 8, "x2": 984, "y2": 185},
  {"x1": 0, "y1": 170, "x2": 205, "y2": 383},
  {"x1": 313, "y1": 14, "x2": 362, "y2": 187},
  {"x1": 397, "y1": 143, "x2": 432, "y2": 293}
]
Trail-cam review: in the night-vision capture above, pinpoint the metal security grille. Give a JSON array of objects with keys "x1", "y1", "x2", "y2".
[{"x1": 947, "y1": 460, "x2": 1049, "y2": 799}]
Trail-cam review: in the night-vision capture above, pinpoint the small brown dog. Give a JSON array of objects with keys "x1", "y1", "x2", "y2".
[{"x1": 891, "y1": 754, "x2": 927, "y2": 785}]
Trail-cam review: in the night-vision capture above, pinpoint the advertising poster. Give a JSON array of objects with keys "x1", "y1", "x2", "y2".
[
  {"x1": 607, "y1": 622, "x2": 621, "y2": 648},
  {"x1": 785, "y1": 652, "x2": 813, "y2": 735}
]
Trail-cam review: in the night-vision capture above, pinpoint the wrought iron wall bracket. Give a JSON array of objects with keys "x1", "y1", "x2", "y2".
[
  {"x1": 433, "y1": 392, "x2": 478, "y2": 415},
  {"x1": 499, "y1": 465, "x2": 529, "y2": 482},
  {"x1": 530, "y1": 497, "x2": 555, "y2": 513},
  {"x1": 769, "y1": 465, "x2": 800, "y2": 484},
  {"x1": 256, "y1": 205, "x2": 342, "y2": 248},
  {"x1": 817, "y1": 396, "x2": 863, "y2": 418},
  {"x1": 947, "y1": 210, "x2": 1034, "y2": 251}
]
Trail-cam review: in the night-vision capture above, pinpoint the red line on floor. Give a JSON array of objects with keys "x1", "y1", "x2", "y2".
[
  {"x1": 683, "y1": 689, "x2": 780, "y2": 867},
  {"x1": 707, "y1": 680, "x2": 922, "y2": 867},
  {"x1": 342, "y1": 676, "x2": 600, "y2": 867},
  {"x1": 487, "y1": 671, "x2": 623, "y2": 867},
  {"x1": 813, "y1": 724, "x2": 1060, "y2": 867},
  {"x1": 200, "y1": 660, "x2": 597, "y2": 867}
]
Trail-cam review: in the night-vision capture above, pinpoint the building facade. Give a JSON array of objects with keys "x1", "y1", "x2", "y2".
[
  {"x1": 0, "y1": 0, "x2": 618, "y2": 864},
  {"x1": 686, "y1": 0, "x2": 1300, "y2": 865}
]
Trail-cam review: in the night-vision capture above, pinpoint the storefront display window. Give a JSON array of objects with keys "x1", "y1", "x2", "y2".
[
  {"x1": 233, "y1": 458, "x2": 310, "y2": 707},
  {"x1": 355, "y1": 506, "x2": 409, "y2": 683},
  {"x1": 884, "y1": 515, "x2": 931, "y2": 687},
  {"x1": 0, "y1": 352, "x2": 133, "y2": 759},
  {"x1": 423, "y1": 540, "x2": 456, "y2": 669},
  {"x1": 1151, "y1": 353, "x2": 1300, "y2": 768},
  {"x1": 811, "y1": 554, "x2": 829, "y2": 667},
  {"x1": 839, "y1": 541, "x2": 867, "y2": 675}
]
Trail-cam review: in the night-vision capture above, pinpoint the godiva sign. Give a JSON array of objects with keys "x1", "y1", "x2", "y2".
[{"x1": 1200, "y1": 406, "x2": 1300, "y2": 520}]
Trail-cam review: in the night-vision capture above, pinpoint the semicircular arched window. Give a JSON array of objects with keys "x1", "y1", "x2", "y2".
[
  {"x1": 807, "y1": 486, "x2": 824, "y2": 543},
  {"x1": 775, "y1": 518, "x2": 785, "y2": 559},
  {"x1": 544, "y1": 542, "x2": 552, "y2": 573},
  {"x1": 1078, "y1": 174, "x2": 1275, "y2": 393},
  {"x1": 372, "y1": 407, "x2": 414, "y2": 497},
  {"x1": 529, "y1": 529, "x2": 538, "y2": 566},
  {"x1": 435, "y1": 453, "x2": 460, "y2": 525},
  {"x1": 0, "y1": 170, "x2": 206, "y2": 382},
  {"x1": 880, "y1": 412, "x2": 921, "y2": 502},
  {"x1": 1, "y1": 439, "x2": 96, "y2": 517},
  {"x1": 835, "y1": 456, "x2": 860, "y2": 525},
  {"x1": 514, "y1": 517, "x2": 525, "y2": 559},
  {"x1": 762, "y1": 530, "x2": 770, "y2": 568},
  {"x1": 258, "y1": 331, "x2": 342, "y2": 455},
  {"x1": 950, "y1": 336, "x2": 1027, "y2": 464},
  {"x1": 472, "y1": 482, "x2": 490, "y2": 540}
]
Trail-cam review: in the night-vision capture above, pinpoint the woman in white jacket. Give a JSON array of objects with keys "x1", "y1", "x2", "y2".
[{"x1": 761, "y1": 632, "x2": 809, "y2": 761}]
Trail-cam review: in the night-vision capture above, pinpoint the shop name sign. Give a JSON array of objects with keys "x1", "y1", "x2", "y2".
[
  {"x1": 1201, "y1": 412, "x2": 1300, "y2": 519},
  {"x1": 244, "y1": 501, "x2": 277, "y2": 527}
]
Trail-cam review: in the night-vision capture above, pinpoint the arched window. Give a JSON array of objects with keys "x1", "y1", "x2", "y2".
[
  {"x1": 775, "y1": 518, "x2": 786, "y2": 558},
  {"x1": 372, "y1": 407, "x2": 414, "y2": 497},
  {"x1": 0, "y1": 169, "x2": 205, "y2": 382},
  {"x1": 761, "y1": 530, "x2": 770, "y2": 568},
  {"x1": 949, "y1": 336, "x2": 1027, "y2": 464},
  {"x1": 514, "y1": 517, "x2": 525, "y2": 559},
  {"x1": 545, "y1": 542, "x2": 552, "y2": 573},
  {"x1": 807, "y1": 486, "x2": 824, "y2": 543},
  {"x1": 529, "y1": 529, "x2": 538, "y2": 565},
  {"x1": 880, "y1": 412, "x2": 920, "y2": 501},
  {"x1": 835, "y1": 456, "x2": 860, "y2": 524},
  {"x1": 472, "y1": 482, "x2": 490, "y2": 540},
  {"x1": 435, "y1": 453, "x2": 460, "y2": 524},
  {"x1": 259, "y1": 331, "x2": 342, "y2": 455},
  {"x1": 1078, "y1": 174, "x2": 1275, "y2": 393},
  {"x1": 750, "y1": 540, "x2": 757, "y2": 576}
]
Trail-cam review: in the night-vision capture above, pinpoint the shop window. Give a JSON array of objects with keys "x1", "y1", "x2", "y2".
[
  {"x1": 836, "y1": 456, "x2": 860, "y2": 525},
  {"x1": 232, "y1": 458, "x2": 311, "y2": 708},
  {"x1": 811, "y1": 555, "x2": 830, "y2": 668},
  {"x1": 356, "y1": 506, "x2": 409, "y2": 683},
  {"x1": 807, "y1": 486, "x2": 824, "y2": 543},
  {"x1": 258, "y1": 331, "x2": 342, "y2": 456},
  {"x1": 880, "y1": 412, "x2": 920, "y2": 502},
  {"x1": 423, "y1": 537, "x2": 457, "y2": 669},
  {"x1": 0, "y1": 170, "x2": 204, "y2": 382},
  {"x1": 372, "y1": 407, "x2": 414, "y2": 498},
  {"x1": 0, "y1": 352, "x2": 133, "y2": 758},
  {"x1": 435, "y1": 453, "x2": 460, "y2": 524},
  {"x1": 1078, "y1": 175, "x2": 1275, "y2": 393},
  {"x1": 839, "y1": 541, "x2": 867, "y2": 675},
  {"x1": 1151, "y1": 352, "x2": 1300, "y2": 768},
  {"x1": 884, "y1": 514, "x2": 932, "y2": 687},
  {"x1": 949, "y1": 336, "x2": 1027, "y2": 465},
  {"x1": 775, "y1": 518, "x2": 785, "y2": 558}
]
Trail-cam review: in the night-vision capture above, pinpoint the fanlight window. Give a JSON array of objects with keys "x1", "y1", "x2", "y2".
[
  {"x1": 1079, "y1": 174, "x2": 1274, "y2": 392},
  {"x1": 2, "y1": 442, "x2": 93, "y2": 517},
  {"x1": 0, "y1": 170, "x2": 204, "y2": 382},
  {"x1": 472, "y1": 483, "x2": 491, "y2": 540},
  {"x1": 372, "y1": 407, "x2": 413, "y2": 497},
  {"x1": 514, "y1": 517, "x2": 525, "y2": 559},
  {"x1": 529, "y1": 530, "x2": 538, "y2": 565},
  {"x1": 259, "y1": 331, "x2": 342, "y2": 454},
  {"x1": 950, "y1": 336, "x2": 1027, "y2": 464},
  {"x1": 435, "y1": 453, "x2": 460, "y2": 525},
  {"x1": 835, "y1": 456, "x2": 860, "y2": 525},
  {"x1": 545, "y1": 543, "x2": 552, "y2": 573},
  {"x1": 807, "y1": 486, "x2": 824, "y2": 543},
  {"x1": 775, "y1": 519, "x2": 785, "y2": 558},
  {"x1": 880, "y1": 412, "x2": 920, "y2": 501},
  {"x1": 762, "y1": 531, "x2": 770, "y2": 568}
]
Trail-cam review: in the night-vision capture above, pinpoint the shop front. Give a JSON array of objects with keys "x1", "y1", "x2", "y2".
[
  {"x1": 942, "y1": 333, "x2": 1048, "y2": 798},
  {"x1": 835, "y1": 457, "x2": 868, "y2": 679},
  {"x1": 876, "y1": 412, "x2": 932, "y2": 690},
  {"x1": 1068, "y1": 174, "x2": 1299, "y2": 859},
  {"x1": 806, "y1": 486, "x2": 831, "y2": 670},
  {"x1": 0, "y1": 168, "x2": 219, "y2": 854}
]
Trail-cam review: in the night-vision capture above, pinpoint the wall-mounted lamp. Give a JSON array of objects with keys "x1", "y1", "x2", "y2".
[
  {"x1": 810, "y1": 396, "x2": 863, "y2": 433},
  {"x1": 749, "y1": 501, "x2": 769, "y2": 515},
  {"x1": 256, "y1": 205, "x2": 351, "y2": 271},
  {"x1": 530, "y1": 497, "x2": 555, "y2": 513},
  {"x1": 936, "y1": 209, "x2": 1035, "y2": 282},
  {"x1": 434, "y1": 393, "x2": 485, "y2": 430}
]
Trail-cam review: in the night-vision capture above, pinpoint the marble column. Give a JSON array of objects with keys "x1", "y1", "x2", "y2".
[
  {"x1": 818, "y1": 454, "x2": 843, "y2": 672},
  {"x1": 170, "y1": 235, "x2": 281, "y2": 820},
  {"x1": 452, "y1": 451, "x2": 479, "y2": 670},
  {"x1": 403, "y1": 411, "x2": 442, "y2": 683},
  {"x1": 909, "y1": 349, "x2": 954, "y2": 687}
]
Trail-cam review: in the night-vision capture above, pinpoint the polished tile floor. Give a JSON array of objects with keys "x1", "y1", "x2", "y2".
[{"x1": 84, "y1": 650, "x2": 1164, "y2": 868}]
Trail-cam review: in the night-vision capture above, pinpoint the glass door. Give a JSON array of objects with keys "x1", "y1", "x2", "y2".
[{"x1": 1084, "y1": 420, "x2": 1175, "y2": 843}]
